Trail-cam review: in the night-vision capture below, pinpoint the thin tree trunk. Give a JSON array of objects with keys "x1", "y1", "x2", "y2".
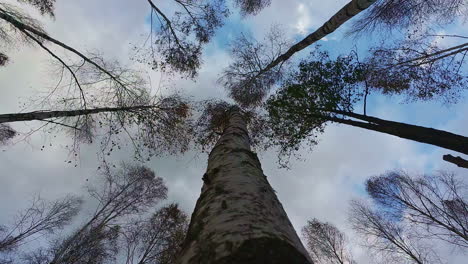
[
  {"x1": 253, "y1": 0, "x2": 376, "y2": 78},
  {"x1": 315, "y1": 110, "x2": 468, "y2": 155},
  {"x1": 176, "y1": 107, "x2": 311, "y2": 264},
  {"x1": 0, "y1": 105, "x2": 159, "y2": 124}
]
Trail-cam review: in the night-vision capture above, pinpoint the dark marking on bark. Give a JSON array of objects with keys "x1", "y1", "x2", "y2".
[
  {"x1": 202, "y1": 173, "x2": 211, "y2": 185},
  {"x1": 210, "y1": 167, "x2": 220, "y2": 177},
  {"x1": 216, "y1": 237, "x2": 310, "y2": 264},
  {"x1": 222, "y1": 200, "x2": 228, "y2": 209},
  {"x1": 215, "y1": 185, "x2": 228, "y2": 195},
  {"x1": 225, "y1": 241, "x2": 234, "y2": 252}
]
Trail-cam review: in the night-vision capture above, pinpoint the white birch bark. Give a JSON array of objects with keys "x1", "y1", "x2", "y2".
[{"x1": 176, "y1": 107, "x2": 312, "y2": 263}]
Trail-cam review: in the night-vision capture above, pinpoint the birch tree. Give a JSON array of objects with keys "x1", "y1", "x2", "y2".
[
  {"x1": 0, "y1": 196, "x2": 81, "y2": 263},
  {"x1": 43, "y1": 163, "x2": 168, "y2": 264},
  {"x1": 366, "y1": 170, "x2": 468, "y2": 248},
  {"x1": 265, "y1": 50, "x2": 468, "y2": 166},
  {"x1": 176, "y1": 105, "x2": 312, "y2": 263},
  {"x1": 302, "y1": 219, "x2": 355, "y2": 264},
  {"x1": 0, "y1": 0, "x2": 272, "y2": 157},
  {"x1": 121, "y1": 203, "x2": 189, "y2": 264},
  {"x1": 349, "y1": 200, "x2": 434, "y2": 264}
]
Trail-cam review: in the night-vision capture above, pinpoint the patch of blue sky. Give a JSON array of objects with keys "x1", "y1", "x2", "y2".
[
  {"x1": 351, "y1": 182, "x2": 367, "y2": 197},
  {"x1": 203, "y1": 12, "x2": 252, "y2": 56}
]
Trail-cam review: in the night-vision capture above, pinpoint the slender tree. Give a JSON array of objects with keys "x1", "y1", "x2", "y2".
[
  {"x1": 121, "y1": 203, "x2": 189, "y2": 264},
  {"x1": 265, "y1": 50, "x2": 468, "y2": 165},
  {"x1": 366, "y1": 170, "x2": 468, "y2": 248},
  {"x1": 349, "y1": 200, "x2": 433, "y2": 264},
  {"x1": 176, "y1": 105, "x2": 312, "y2": 263},
  {"x1": 0, "y1": 196, "x2": 81, "y2": 262},
  {"x1": 302, "y1": 218, "x2": 355, "y2": 264},
  {"x1": 45, "y1": 163, "x2": 168, "y2": 264}
]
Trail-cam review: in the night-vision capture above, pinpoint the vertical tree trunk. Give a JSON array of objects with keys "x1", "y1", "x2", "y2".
[{"x1": 176, "y1": 107, "x2": 312, "y2": 264}]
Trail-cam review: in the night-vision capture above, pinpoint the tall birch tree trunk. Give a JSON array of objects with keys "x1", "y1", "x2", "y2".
[
  {"x1": 319, "y1": 110, "x2": 468, "y2": 155},
  {"x1": 176, "y1": 107, "x2": 312, "y2": 264},
  {"x1": 0, "y1": 105, "x2": 161, "y2": 124}
]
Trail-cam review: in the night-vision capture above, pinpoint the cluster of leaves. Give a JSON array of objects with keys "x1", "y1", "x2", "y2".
[
  {"x1": 265, "y1": 49, "x2": 366, "y2": 160},
  {"x1": 141, "y1": 0, "x2": 229, "y2": 78},
  {"x1": 366, "y1": 38, "x2": 467, "y2": 104},
  {"x1": 233, "y1": 0, "x2": 271, "y2": 15},
  {"x1": 134, "y1": 0, "x2": 273, "y2": 78},
  {"x1": 349, "y1": 0, "x2": 467, "y2": 35},
  {"x1": 0, "y1": 51, "x2": 8, "y2": 65},
  {"x1": 193, "y1": 100, "x2": 232, "y2": 151},
  {"x1": 19, "y1": 0, "x2": 56, "y2": 17},
  {"x1": 219, "y1": 26, "x2": 291, "y2": 108},
  {"x1": 0, "y1": 124, "x2": 17, "y2": 144},
  {"x1": 193, "y1": 100, "x2": 271, "y2": 152}
]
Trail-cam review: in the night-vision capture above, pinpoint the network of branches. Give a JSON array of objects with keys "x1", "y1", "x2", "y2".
[{"x1": 0, "y1": 162, "x2": 189, "y2": 264}]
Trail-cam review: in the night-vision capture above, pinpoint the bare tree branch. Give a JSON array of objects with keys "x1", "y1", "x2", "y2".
[
  {"x1": 366, "y1": 170, "x2": 468, "y2": 248},
  {"x1": 0, "y1": 195, "x2": 82, "y2": 253},
  {"x1": 302, "y1": 219, "x2": 354, "y2": 264},
  {"x1": 349, "y1": 200, "x2": 434, "y2": 264}
]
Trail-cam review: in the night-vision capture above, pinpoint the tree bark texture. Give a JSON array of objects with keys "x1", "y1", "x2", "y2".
[{"x1": 176, "y1": 108, "x2": 312, "y2": 264}]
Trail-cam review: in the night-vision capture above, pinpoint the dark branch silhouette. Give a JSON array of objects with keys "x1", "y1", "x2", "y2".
[
  {"x1": 0, "y1": 196, "x2": 81, "y2": 253},
  {"x1": 366, "y1": 170, "x2": 468, "y2": 248},
  {"x1": 121, "y1": 203, "x2": 188, "y2": 264},
  {"x1": 302, "y1": 218, "x2": 355, "y2": 264},
  {"x1": 349, "y1": 200, "x2": 433, "y2": 264},
  {"x1": 46, "y1": 163, "x2": 168, "y2": 264},
  {"x1": 443, "y1": 154, "x2": 468, "y2": 169}
]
